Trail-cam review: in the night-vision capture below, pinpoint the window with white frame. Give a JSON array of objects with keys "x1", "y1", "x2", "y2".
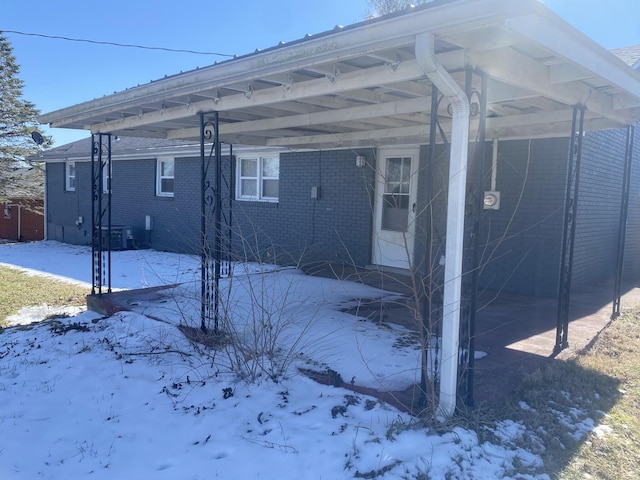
[
  {"x1": 65, "y1": 162, "x2": 76, "y2": 191},
  {"x1": 237, "y1": 155, "x2": 279, "y2": 201},
  {"x1": 156, "y1": 158, "x2": 175, "y2": 197},
  {"x1": 102, "y1": 161, "x2": 112, "y2": 194}
]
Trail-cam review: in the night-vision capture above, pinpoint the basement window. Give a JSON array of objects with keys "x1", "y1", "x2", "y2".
[{"x1": 237, "y1": 156, "x2": 279, "y2": 202}]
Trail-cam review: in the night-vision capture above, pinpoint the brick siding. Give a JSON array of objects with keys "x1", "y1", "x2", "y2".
[{"x1": 45, "y1": 128, "x2": 640, "y2": 297}]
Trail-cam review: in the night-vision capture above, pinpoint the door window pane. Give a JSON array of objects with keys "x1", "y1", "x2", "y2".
[{"x1": 381, "y1": 157, "x2": 411, "y2": 231}]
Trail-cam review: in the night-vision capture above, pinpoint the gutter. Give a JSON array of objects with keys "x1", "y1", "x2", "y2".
[{"x1": 415, "y1": 32, "x2": 470, "y2": 417}]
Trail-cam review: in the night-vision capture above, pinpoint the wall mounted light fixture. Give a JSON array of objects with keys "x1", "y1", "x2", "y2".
[{"x1": 355, "y1": 155, "x2": 366, "y2": 168}]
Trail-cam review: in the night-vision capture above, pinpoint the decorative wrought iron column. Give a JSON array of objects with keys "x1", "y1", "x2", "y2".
[
  {"x1": 419, "y1": 83, "x2": 441, "y2": 409},
  {"x1": 222, "y1": 144, "x2": 234, "y2": 277},
  {"x1": 200, "y1": 112, "x2": 222, "y2": 333},
  {"x1": 200, "y1": 112, "x2": 235, "y2": 333},
  {"x1": 612, "y1": 125, "x2": 635, "y2": 319},
  {"x1": 91, "y1": 133, "x2": 112, "y2": 295},
  {"x1": 453, "y1": 68, "x2": 487, "y2": 408},
  {"x1": 464, "y1": 69, "x2": 488, "y2": 408},
  {"x1": 555, "y1": 105, "x2": 586, "y2": 354}
]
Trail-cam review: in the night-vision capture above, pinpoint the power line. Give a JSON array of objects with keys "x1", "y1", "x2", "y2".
[{"x1": 2, "y1": 29, "x2": 235, "y2": 57}]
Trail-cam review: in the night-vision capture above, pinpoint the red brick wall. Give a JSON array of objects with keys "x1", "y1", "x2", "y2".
[{"x1": 0, "y1": 199, "x2": 44, "y2": 241}]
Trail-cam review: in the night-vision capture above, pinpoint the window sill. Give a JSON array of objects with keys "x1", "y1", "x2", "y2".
[{"x1": 236, "y1": 198, "x2": 278, "y2": 204}]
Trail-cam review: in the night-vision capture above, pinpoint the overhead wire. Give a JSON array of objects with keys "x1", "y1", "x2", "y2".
[{"x1": 1, "y1": 29, "x2": 235, "y2": 57}]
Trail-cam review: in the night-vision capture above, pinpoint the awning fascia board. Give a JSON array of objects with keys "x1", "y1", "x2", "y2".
[{"x1": 167, "y1": 97, "x2": 432, "y2": 140}]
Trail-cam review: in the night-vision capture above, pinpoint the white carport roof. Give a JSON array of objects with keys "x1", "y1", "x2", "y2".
[{"x1": 39, "y1": 0, "x2": 640, "y2": 148}]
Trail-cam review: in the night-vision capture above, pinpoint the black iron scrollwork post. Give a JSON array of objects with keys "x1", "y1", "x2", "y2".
[
  {"x1": 464, "y1": 69, "x2": 487, "y2": 408},
  {"x1": 200, "y1": 112, "x2": 222, "y2": 333},
  {"x1": 456, "y1": 67, "x2": 486, "y2": 408},
  {"x1": 91, "y1": 133, "x2": 112, "y2": 295}
]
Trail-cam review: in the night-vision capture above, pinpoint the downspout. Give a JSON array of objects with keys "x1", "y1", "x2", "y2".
[{"x1": 415, "y1": 33, "x2": 470, "y2": 417}]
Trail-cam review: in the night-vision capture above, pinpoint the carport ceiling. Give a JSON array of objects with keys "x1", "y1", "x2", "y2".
[{"x1": 39, "y1": 0, "x2": 640, "y2": 149}]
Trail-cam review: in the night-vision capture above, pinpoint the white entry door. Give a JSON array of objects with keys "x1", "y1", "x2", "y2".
[{"x1": 372, "y1": 148, "x2": 420, "y2": 270}]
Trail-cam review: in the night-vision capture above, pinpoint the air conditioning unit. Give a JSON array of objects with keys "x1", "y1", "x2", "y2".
[{"x1": 100, "y1": 225, "x2": 134, "y2": 250}]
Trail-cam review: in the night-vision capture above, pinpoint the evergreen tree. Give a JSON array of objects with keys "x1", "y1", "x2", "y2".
[
  {"x1": 0, "y1": 32, "x2": 51, "y2": 203},
  {"x1": 366, "y1": 0, "x2": 432, "y2": 17}
]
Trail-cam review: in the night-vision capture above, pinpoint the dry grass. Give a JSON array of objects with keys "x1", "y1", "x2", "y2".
[
  {"x1": 488, "y1": 308, "x2": 640, "y2": 479},
  {"x1": 0, "y1": 265, "x2": 88, "y2": 327},
  {"x1": 555, "y1": 310, "x2": 640, "y2": 480}
]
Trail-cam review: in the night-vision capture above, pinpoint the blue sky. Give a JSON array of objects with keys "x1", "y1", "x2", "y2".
[{"x1": 3, "y1": 0, "x2": 639, "y2": 147}]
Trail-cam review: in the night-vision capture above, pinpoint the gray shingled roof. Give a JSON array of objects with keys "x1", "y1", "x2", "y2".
[
  {"x1": 29, "y1": 135, "x2": 283, "y2": 163},
  {"x1": 31, "y1": 136, "x2": 201, "y2": 162},
  {"x1": 612, "y1": 45, "x2": 640, "y2": 68}
]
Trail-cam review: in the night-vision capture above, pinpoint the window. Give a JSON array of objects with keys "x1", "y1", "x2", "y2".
[
  {"x1": 156, "y1": 158, "x2": 174, "y2": 197},
  {"x1": 65, "y1": 162, "x2": 76, "y2": 191},
  {"x1": 237, "y1": 155, "x2": 279, "y2": 201},
  {"x1": 101, "y1": 161, "x2": 112, "y2": 194}
]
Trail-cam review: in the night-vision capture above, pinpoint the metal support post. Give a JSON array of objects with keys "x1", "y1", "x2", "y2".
[
  {"x1": 420, "y1": 83, "x2": 440, "y2": 409},
  {"x1": 200, "y1": 112, "x2": 222, "y2": 333},
  {"x1": 91, "y1": 133, "x2": 112, "y2": 295},
  {"x1": 612, "y1": 125, "x2": 635, "y2": 319},
  {"x1": 555, "y1": 105, "x2": 585, "y2": 354},
  {"x1": 465, "y1": 69, "x2": 487, "y2": 407}
]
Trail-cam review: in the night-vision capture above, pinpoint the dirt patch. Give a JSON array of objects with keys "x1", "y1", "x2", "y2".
[
  {"x1": 340, "y1": 298, "x2": 419, "y2": 331},
  {"x1": 298, "y1": 367, "x2": 426, "y2": 415},
  {"x1": 178, "y1": 324, "x2": 230, "y2": 348}
]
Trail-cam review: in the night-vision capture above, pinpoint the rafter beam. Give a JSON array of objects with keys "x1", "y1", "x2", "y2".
[
  {"x1": 262, "y1": 107, "x2": 622, "y2": 148},
  {"x1": 471, "y1": 47, "x2": 634, "y2": 125},
  {"x1": 486, "y1": 108, "x2": 604, "y2": 134},
  {"x1": 506, "y1": 13, "x2": 640, "y2": 99},
  {"x1": 265, "y1": 124, "x2": 429, "y2": 147},
  {"x1": 486, "y1": 79, "x2": 539, "y2": 103},
  {"x1": 549, "y1": 63, "x2": 595, "y2": 84},
  {"x1": 88, "y1": 60, "x2": 427, "y2": 134},
  {"x1": 167, "y1": 96, "x2": 430, "y2": 139}
]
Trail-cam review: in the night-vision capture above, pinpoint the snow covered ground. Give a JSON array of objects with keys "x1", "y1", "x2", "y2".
[{"x1": 0, "y1": 241, "x2": 550, "y2": 479}]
